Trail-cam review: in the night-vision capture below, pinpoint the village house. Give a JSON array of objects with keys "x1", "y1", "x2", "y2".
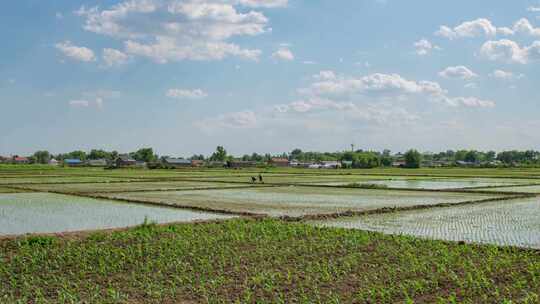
[
  {"x1": 321, "y1": 161, "x2": 341, "y2": 169},
  {"x1": 87, "y1": 159, "x2": 108, "y2": 167},
  {"x1": 0, "y1": 156, "x2": 8, "y2": 163},
  {"x1": 207, "y1": 161, "x2": 226, "y2": 168},
  {"x1": 191, "y1": 159, "x2": 204, "y2": 167},
  {"x1": 392, "y1": 160, "x2": 406, "y2": 168},
  {"x1": 13, "y1": 156, "x2": 30, "y2": 164},
  {"x1": 269, "y1": 158, "x2": 290, "y2": 167},
  {"x1": 162, "y1": 158, "x2": 191, "y2": 168},
  {"x1": 116, "y1": 155, "x2": 137, "y2": 168},
  {"x1": 64, "y1": 159, "x2": 84, "y2": 167},
  {"x1": 48, "y1": 158, "x2": 59, "y2": 166}
]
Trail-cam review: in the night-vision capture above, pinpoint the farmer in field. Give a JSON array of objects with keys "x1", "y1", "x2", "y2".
[
  {"x1": 258, "y1": 174, "x2": 264, "y2": 183},
  {"x1": 251, "y1": 176, "x2": 257, "y2": 183}
]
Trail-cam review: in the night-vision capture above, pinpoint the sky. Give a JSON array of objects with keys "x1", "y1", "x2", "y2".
[{"x1": 1, "y1": 0, "x2": 540, "y2": 157}]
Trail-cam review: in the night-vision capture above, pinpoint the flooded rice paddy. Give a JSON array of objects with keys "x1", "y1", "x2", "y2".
[
  {"x1": 0, "y1": 192, "x2": 234, "y2": 235},
  {"x1": 311, "y1": 197, "x2": 540, "y2": 249},
  {"x1": 101, "y1": 186, "x2": 502, "y2": 217},
  {"x1": 473, "y1": 184, "x2": 540, "y2": 193},
  {"x1": 313, "y1": 178, "x2": 537, "y2": 189},
  {"x1": 14, "y1": 181, "x2": 261, "y2": 193}
]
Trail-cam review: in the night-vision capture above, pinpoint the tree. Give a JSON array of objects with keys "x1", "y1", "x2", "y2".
[
  {"x1": 464, "y1": 151, "x2": 479, "y2": 163},
  {"x1": 66, "y1": 150, "x2": 87, "y2": 161},
  {"x1": 88, "y1": 149, "x2": 113, "y2": 160},
  {"x1": 131, "y1": 148, "x2": 156, "y2": 163},
  {"x1": 210, "y1": 146, "x2": 227, "y2": 162},
  {"x1": 33, "y1": 151, "x2": 50, "y2": 164},
  {"x1": 404, "y1": 149, "x2": 422, "y2": 168}
]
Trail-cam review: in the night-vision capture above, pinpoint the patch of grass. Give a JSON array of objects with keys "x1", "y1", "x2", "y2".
[
  {"x1": 1, "y1": 219, "x2": 539, "y2": 303},
  {"x1": 345, "y1": 182, "x2": 389, "y2": 189}
]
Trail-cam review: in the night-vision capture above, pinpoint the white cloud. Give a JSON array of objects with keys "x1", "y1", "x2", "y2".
[
  {"x1": 102, "y1": 48, "x2": 129, "y2": 67},
  {"x1": 528, "y1": 6, "x2": 540, "y2": 12},
  {"x1": 489, "y1": 69, "x2": 525, "y2": 81},
  {"x1": 464, "y1": 83, "x2": 478, "y2": 89},
  {"x1": 69, "y1": 100, "x2": 90, "y2": 107},
  {"x1": 302, "y1": 60, "x2": 317, "y2": 65},
  {"x1": 234, "y1": 0, "x2": 288, "y2": 8},
  {"x1": 166, "y1": 88, "x2": 208, "y2": 99},
  {"x1": 272, "y1": 46, "x2": 294, "y2": 61},
  {"x1": 440, "y1": 97, "x2": 495, "y2": 108},
  {"x1": 436, "y1": 18, "x2": 498, "y2": 39},
  {"x1": 69, "y1": 97, "x2": 108, "y2": 109},
  {"x1": 55, "y1": 41, "x2": 96, "y2": 62},
  {"x1": 196, "y1": 110, "x2": 258, "y2": 131},
  {"x1": 55, "y1": 12, "x2": 64, "y2": 19},
  {"x1": 300, "y1": 72, "x2": 446, "y2": 97},
  {"x1": 299, "y1": 71, "x2": 493, "y2": 109},
  {"x1": 74, "y1": 0, "x2": 285, "y2": 63},
  {"x1": 479, "y1": 39, "x2": 540, "y2": 64},
  {"x1": 436, "y1": 17, "x2": 540, "y2": 39},
  {"x1": 512, "y1": 18, "x2": 540, "y2": 37},
  {"x1": 313, "y1": 70, "x2": 336, "y2": 80},
  {"x1": 438, "y1": 66, "x2": 478, "y2": 80},
  {"x1": 413, "y1": 39, "x2": 440, "y2": 55}
]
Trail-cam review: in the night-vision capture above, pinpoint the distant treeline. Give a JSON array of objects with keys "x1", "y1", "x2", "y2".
[{"x1": 6, "y1": 147, "x2": 540, "y2": 168}]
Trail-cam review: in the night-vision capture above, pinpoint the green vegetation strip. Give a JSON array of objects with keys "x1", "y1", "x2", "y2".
[
  {"x1": 0, "y1": 187, "x2": 30, "y2": 194},
  {"x1": 1, "y1": 219, "x2": 539, "y2": 303}
]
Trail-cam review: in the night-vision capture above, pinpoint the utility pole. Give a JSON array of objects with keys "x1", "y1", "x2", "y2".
[{"x1": 351, "y1": 144, "x2": 355, "y2": 152}]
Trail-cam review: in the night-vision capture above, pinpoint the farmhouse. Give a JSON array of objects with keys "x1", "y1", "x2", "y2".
[
  {"x1": 207, "y1": 161, "x2": 226, "y2": 168},
  {"x1": 269, "y1": 158, "x2": 290, "y2": 167},
  {"x1": 392, "y1": 160, "x2": 406, "y2": 168},
  {"x1": 162, "y1": 158, "x2": 191, "y2": 168},
  {"x1": 191, "y1": 160, "x2": 204, "y2": 167},
  {"x1": 0, "y1": 156, "x2": 7, "y2": 163},
  {"x1": 48, "y1": 158, "x2": 59, "y2": 166},
  {"x1": 64, "y1": 159, "x2": 83, "y2": 167},
  {"x1": 13, "y1": 156, "x2": 30, "y2": 164},
  {"x1": 116, "y1": 155, "x2": 136, "y2": 168},
  {"x1": 321, "y1": 161, "x2": 341, "y2": 169},
  {"x1": 87, "y1": 159, "x2": 108, "y2": 167}
]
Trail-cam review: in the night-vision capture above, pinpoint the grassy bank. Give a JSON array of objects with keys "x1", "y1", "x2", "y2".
[{"x1": 1, "y1": 219, "x2": 539, "y2": 303}]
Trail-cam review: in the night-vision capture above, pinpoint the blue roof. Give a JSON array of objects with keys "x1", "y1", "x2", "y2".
[{"x1": 64, "y1": 159, "x2": 82, "y2": 164}]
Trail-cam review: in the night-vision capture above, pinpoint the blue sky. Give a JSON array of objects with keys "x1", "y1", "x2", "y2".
[{"x1": 1, "y1": 0, "x2": 540, "y2": 156}]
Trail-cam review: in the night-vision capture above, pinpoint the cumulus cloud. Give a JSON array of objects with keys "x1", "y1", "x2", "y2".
[
  {"x1": 528, "y1": 6, "x2": 540, "y2": 12},
  {"x1": 55, "y1": 41, "x2": 96, "y2": 62},
  {"x1": 74, "y1": 0, "x2": 285, "y2": 63},
  {"x1": 196, "y1": 110, "x2": 258, "y2": 132},
  {"x1": 235, "y1": 0, "x2": 288, "y2": 8},
  {"x1": 299, "y1": 72, "x2": 447, "y2": 97},
  {"x1": 274, "y1": 98, "x2": 419, "y2": 125},
  {"x1": 435, "y1": 18, "x2": 499, "y2": 39},
  {"x1": 102, "y1": 48, "x2": 129, "y2": 67},
  {"x1": 436, "y1": 17, "x2": 540, "y2": 39},
  {"x1": 298, "y1": 71, "x2": 493, "y2": 108},
  {"x1": 479, "y1": 39, "x2": 540, "y2": 64},
  {"x1": 464, "y1": 83, "x2": 478, "y2": 89},
  {"x1": 69, "y1": 100, "x2": 90, "y2": 107},
  {"x1": 413, "y1": 39, "x2": 440, "y2": 55},
  {"x1": 512, "y1": 18, "x2": 540, "y2": 36},
  {"x1": 272, "y1": 46, "x2": 294, "y2": 61},
  {"x1": 68, "y1": 98, "x2": 106, "y2": 109},
  {"x1": 489, "y1": 69, "x2": 525, "y2": 81},
  {"x1": 166, "y1": 88, "x2": 208, "y2": 99},
  {"x1": 438, "y1": 66, "x2": 478, "y2": 80},
  {"x1": 440, "y1": 97, "x2": 495, "y2": 108}
]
